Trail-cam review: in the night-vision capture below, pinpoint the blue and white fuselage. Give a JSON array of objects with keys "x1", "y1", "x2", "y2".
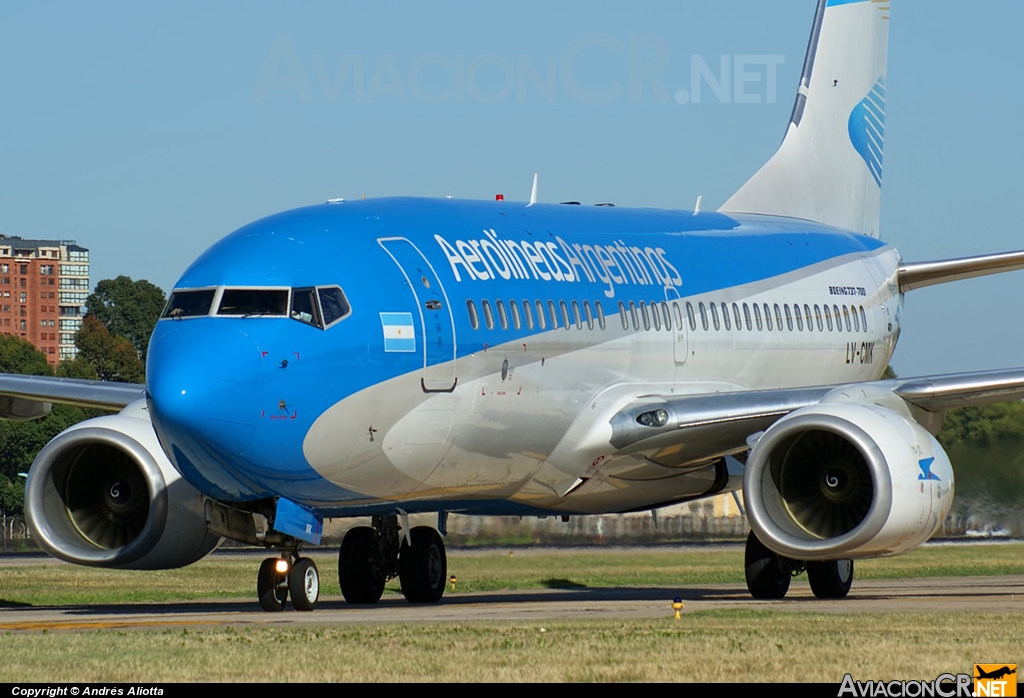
[{"x1": 147, "y1": 197, "x2": 902, "y2": 518}]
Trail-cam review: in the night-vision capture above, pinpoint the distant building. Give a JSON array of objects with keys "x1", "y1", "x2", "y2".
[{"x1": 0, "y1": 236, "x2": 89, "y2": 366}]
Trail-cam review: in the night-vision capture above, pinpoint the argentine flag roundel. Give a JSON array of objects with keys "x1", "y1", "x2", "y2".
[{"x1": 380, "y1": 312, "x2": 416, "y2": 352}]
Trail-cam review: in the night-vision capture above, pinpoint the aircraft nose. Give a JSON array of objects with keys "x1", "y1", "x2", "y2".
[{"x1": 147, "y1": 323, "x2": 264, "y2": 462}]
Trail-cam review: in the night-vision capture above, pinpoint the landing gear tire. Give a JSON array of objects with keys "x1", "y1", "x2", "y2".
[
  {"x1": 339, "y1": 526, "x2": 386, "y2": 604},
  {"x1": 289, "y1": 558, "x2": 320, "y2": 611},
  {"x1": 258, "y1": 557, "x2": 288, "y2": 612},
  {"x1": 398, "y1": 526, "x2": 447, "y2": 603},
  {"x1": 744, "y1": 530, "x2": 791, "y2": 600},
  {"x1": 807, "y1": 559, "x2": 854, "y2": 599}
]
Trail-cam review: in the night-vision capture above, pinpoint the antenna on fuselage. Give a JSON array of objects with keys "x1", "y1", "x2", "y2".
[{"x1": 528, "y1": 173, "x2": 539, "y2": 207}]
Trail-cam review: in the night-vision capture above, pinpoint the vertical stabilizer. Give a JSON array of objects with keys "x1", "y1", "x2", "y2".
[{"x1": 719, "y1": 0, "x2": 890, "y2": 237}]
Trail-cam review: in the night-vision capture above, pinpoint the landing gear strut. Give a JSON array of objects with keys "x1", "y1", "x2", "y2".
[
  {"x1": 257, "y1": 550, "x2": 320, "y2": 612},
  {"x1": 338, "y1": 514, "x2": 447, "y2": 605}
]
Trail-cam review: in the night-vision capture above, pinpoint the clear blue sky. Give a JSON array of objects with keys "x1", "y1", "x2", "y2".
[{"x1": 1, "y1": 1, "x2": 1022, "y2": 376}]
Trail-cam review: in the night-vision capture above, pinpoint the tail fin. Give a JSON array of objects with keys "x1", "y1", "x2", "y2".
[{"x1": 719, "y1": 0, "x2": 890, "y2": 237}]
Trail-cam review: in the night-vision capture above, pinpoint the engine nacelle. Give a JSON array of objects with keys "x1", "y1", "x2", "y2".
[
  {"x1": 744, "y1": 403, "x2": 953, "y2": 561},
  {"x1": 25, "y1": 400, "x2": 221, "y2": 569}
]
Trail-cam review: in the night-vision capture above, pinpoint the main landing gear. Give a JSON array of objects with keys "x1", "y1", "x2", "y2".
[
  {"x1": 257, "y1": 551, "x2": 321, "y2": 612},
  {"x1": 744, "y1": 530, "x2": 853, "y2": 600},
  {"x1": 339, "y1": 514, "x2": 447, "y2": 605}
]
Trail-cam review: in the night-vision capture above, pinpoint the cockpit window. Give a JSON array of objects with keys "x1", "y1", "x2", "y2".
[
  {"x1": 163, "y1": 289, "x2": 216, "y2": 318},
  {"x1": 290, "y1": 285, "x2": 351, "y2": 329},
  {"x1": 290, "y1": 287, "x2": 322, "y2": 327},
  {"x1": 318, "y1": 287, "x2": 351, "y2": 326},
  {"x1": 217, "y1": 289, "x2": 289, "y2": 316}
]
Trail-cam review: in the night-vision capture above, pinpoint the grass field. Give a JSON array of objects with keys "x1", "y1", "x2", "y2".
[
  {"x1": 0, "y1": 543, "x2": 1021, "y2": 682},
  {"x1": 0, "y1": 613, "x2": 1019, "y2": 682}
]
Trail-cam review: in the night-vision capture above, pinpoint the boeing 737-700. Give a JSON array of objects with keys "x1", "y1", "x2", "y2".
[{"x1": 6, "y1": 0, "x2": 1024, "y2": 611}]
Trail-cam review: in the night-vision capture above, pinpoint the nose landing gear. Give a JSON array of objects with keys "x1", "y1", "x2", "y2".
[{"x1": 257, "y1": 551, "x2": 320, "y2": 612}]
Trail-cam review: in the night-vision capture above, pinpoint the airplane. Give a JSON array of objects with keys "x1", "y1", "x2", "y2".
[
  {"x1": 975, "y1": 667, "x2": 1017, "y2": 682},
  {"x1": 6, "y1": 0, "x2": 1024, "y2": 611}
]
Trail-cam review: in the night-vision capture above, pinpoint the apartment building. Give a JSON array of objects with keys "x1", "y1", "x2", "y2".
[{"x1": 0, "y1": 236, "x2": 89, "y2": 366}]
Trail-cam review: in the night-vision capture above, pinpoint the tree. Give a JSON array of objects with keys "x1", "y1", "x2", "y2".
[
  {"x1": 74, "y1": 315, "x2": 145, "y2": 384},
  {"x1": 0, "y1": 335, "x2": 95, "y2": 514},
  {"x1": 85, "y1": 276, "x2": 166, "y2": 361},
  {"x1": 0, "y1": 334, "x2": 54, "y2": 377}
]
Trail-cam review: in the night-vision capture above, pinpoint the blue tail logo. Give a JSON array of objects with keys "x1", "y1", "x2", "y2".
[{"x1": 848, "y1": 77, "x2": 886, "y2": 187}]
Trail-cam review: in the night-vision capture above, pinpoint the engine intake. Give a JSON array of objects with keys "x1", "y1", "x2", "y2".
[
  {"x1": 745, "y1": 403, "x2": 953, "y2": 561},
  {"x1": 25, "y1": 401, "x2": 221, "y2": 569}
]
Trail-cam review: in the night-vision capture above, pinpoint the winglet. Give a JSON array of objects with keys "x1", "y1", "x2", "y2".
[
  {"x1": 528, "y1": 173, "x2": 539, "y2": 207},
  {"x1": 719, "y1": 0, "x2": 890, "y2": 238}
]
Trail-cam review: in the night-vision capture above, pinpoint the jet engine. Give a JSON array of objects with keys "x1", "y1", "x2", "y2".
[
  {"x1": 25, "y1": 400, "x2": 221, "y2": 569},
  {"x1": 744, "y1": 403, "x2": 953, "y2": 561}
]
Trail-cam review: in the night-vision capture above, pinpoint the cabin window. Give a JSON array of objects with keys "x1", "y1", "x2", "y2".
[
  {"x1": 548, "y1": 300, "x2": 559, "y2": 329},
  {"x1": 482, "y1": 300, "x2": 495, "y2": 329},
  {"x1": 495, "y1": 300, "x2": 508, "y2": 329},
  {"x1": 718, "y1": 303, "x2": 730, "y2": 331},
  {"x1": 850, "y1": 305, "x2": 859, "y2": 332},
  {"x1": 571, "y1": 300, "x2": 582, "y2": 329},
  {"x1": 833, "y1": 305, "x2": 843, "y2": 332},
  {"x1": 163, "y1": 289, "x2": 216, "y2": 318},
  {"x1": 763, "y1": 303, "x2": 773, "y2": 331},
  {"x1": 662, "y1": 302, "x2": 672, "y2": 332},
  {"x1": 686, "y1": 302, "x2": 696, "y2": 331},
  {"x1": 709, "y1": 303, "x2": 720, "y2": 331},
  {"x1": 732, "y1": 303, "x2": 742, "y2": 331},
  {"x1": 536, "y1": 300, "x2": 547, "y2": 329},
  {"x1": 639, "y1": 302, "x2": 650, "y2": 331},
  {"x1": 629, "y1": 301, "x2": 639, "y2": 330},
  {"x1": 859, "y1": 306, "x2": 868, "y2": 333},
  {"x1": 596, "y1": 301, "x2": 606, "y2": 330},
  {"x1": 753, "y1": 303, "x2": 763, "y2": 331},
  {"x1": 823, "y1": 305, "x2": 833, "y2": 332},
  {"x1": 804, "y1": 304, "x2": 813, "y2": 332},
  {"x1": 467, "y1": 300, "x2": 480, "y2": 330},
  {"x1": 560, "y1": 300, "x2": 571, "y2": 329},
  {"x1": 743, "y1": 303, "x2": 752, "y2": 331},
  {"x1": 698, "y1": 302, "x2": 708, "y2": 331},
  {"x1": 510, "y1": 300, "x2": 522, "y2": 329},
  {"x1": 619, "y1": 302, "x2": 629, "y2": 330},
  {"x1": 522, "y1": 300, "x2": 534, "y2": 329},
  {"x1": 218, "y1": 289, "x2": 289, "y2": 317},
  {"x1": 843, "y1": 305, "x2": 852, "y2": 332},
  {"x1": 583, "y1": 301, "x2": 594, "y2": 330},
  {"x1": 649, "y1": 302, "x2": 660, "y2": 331},
  {"x1": 815, "y1": 305, "x2": 824, "y2": 332},
  {"x1": 792, "y1": 304, "x2": 803, "y2": 331}
]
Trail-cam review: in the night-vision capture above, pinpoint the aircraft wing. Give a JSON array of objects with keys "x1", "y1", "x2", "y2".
[
  {"x1": 608, "y1": 368, "x2": 1024, "y2": 468},
  {"x1": 0, "y1": 372, "x2": 144, "y2": 419}
]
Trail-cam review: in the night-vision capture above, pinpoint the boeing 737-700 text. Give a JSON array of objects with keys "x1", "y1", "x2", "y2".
[{"x1": 6, "y1": 0, "x2": 1024, "y2": 610}]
